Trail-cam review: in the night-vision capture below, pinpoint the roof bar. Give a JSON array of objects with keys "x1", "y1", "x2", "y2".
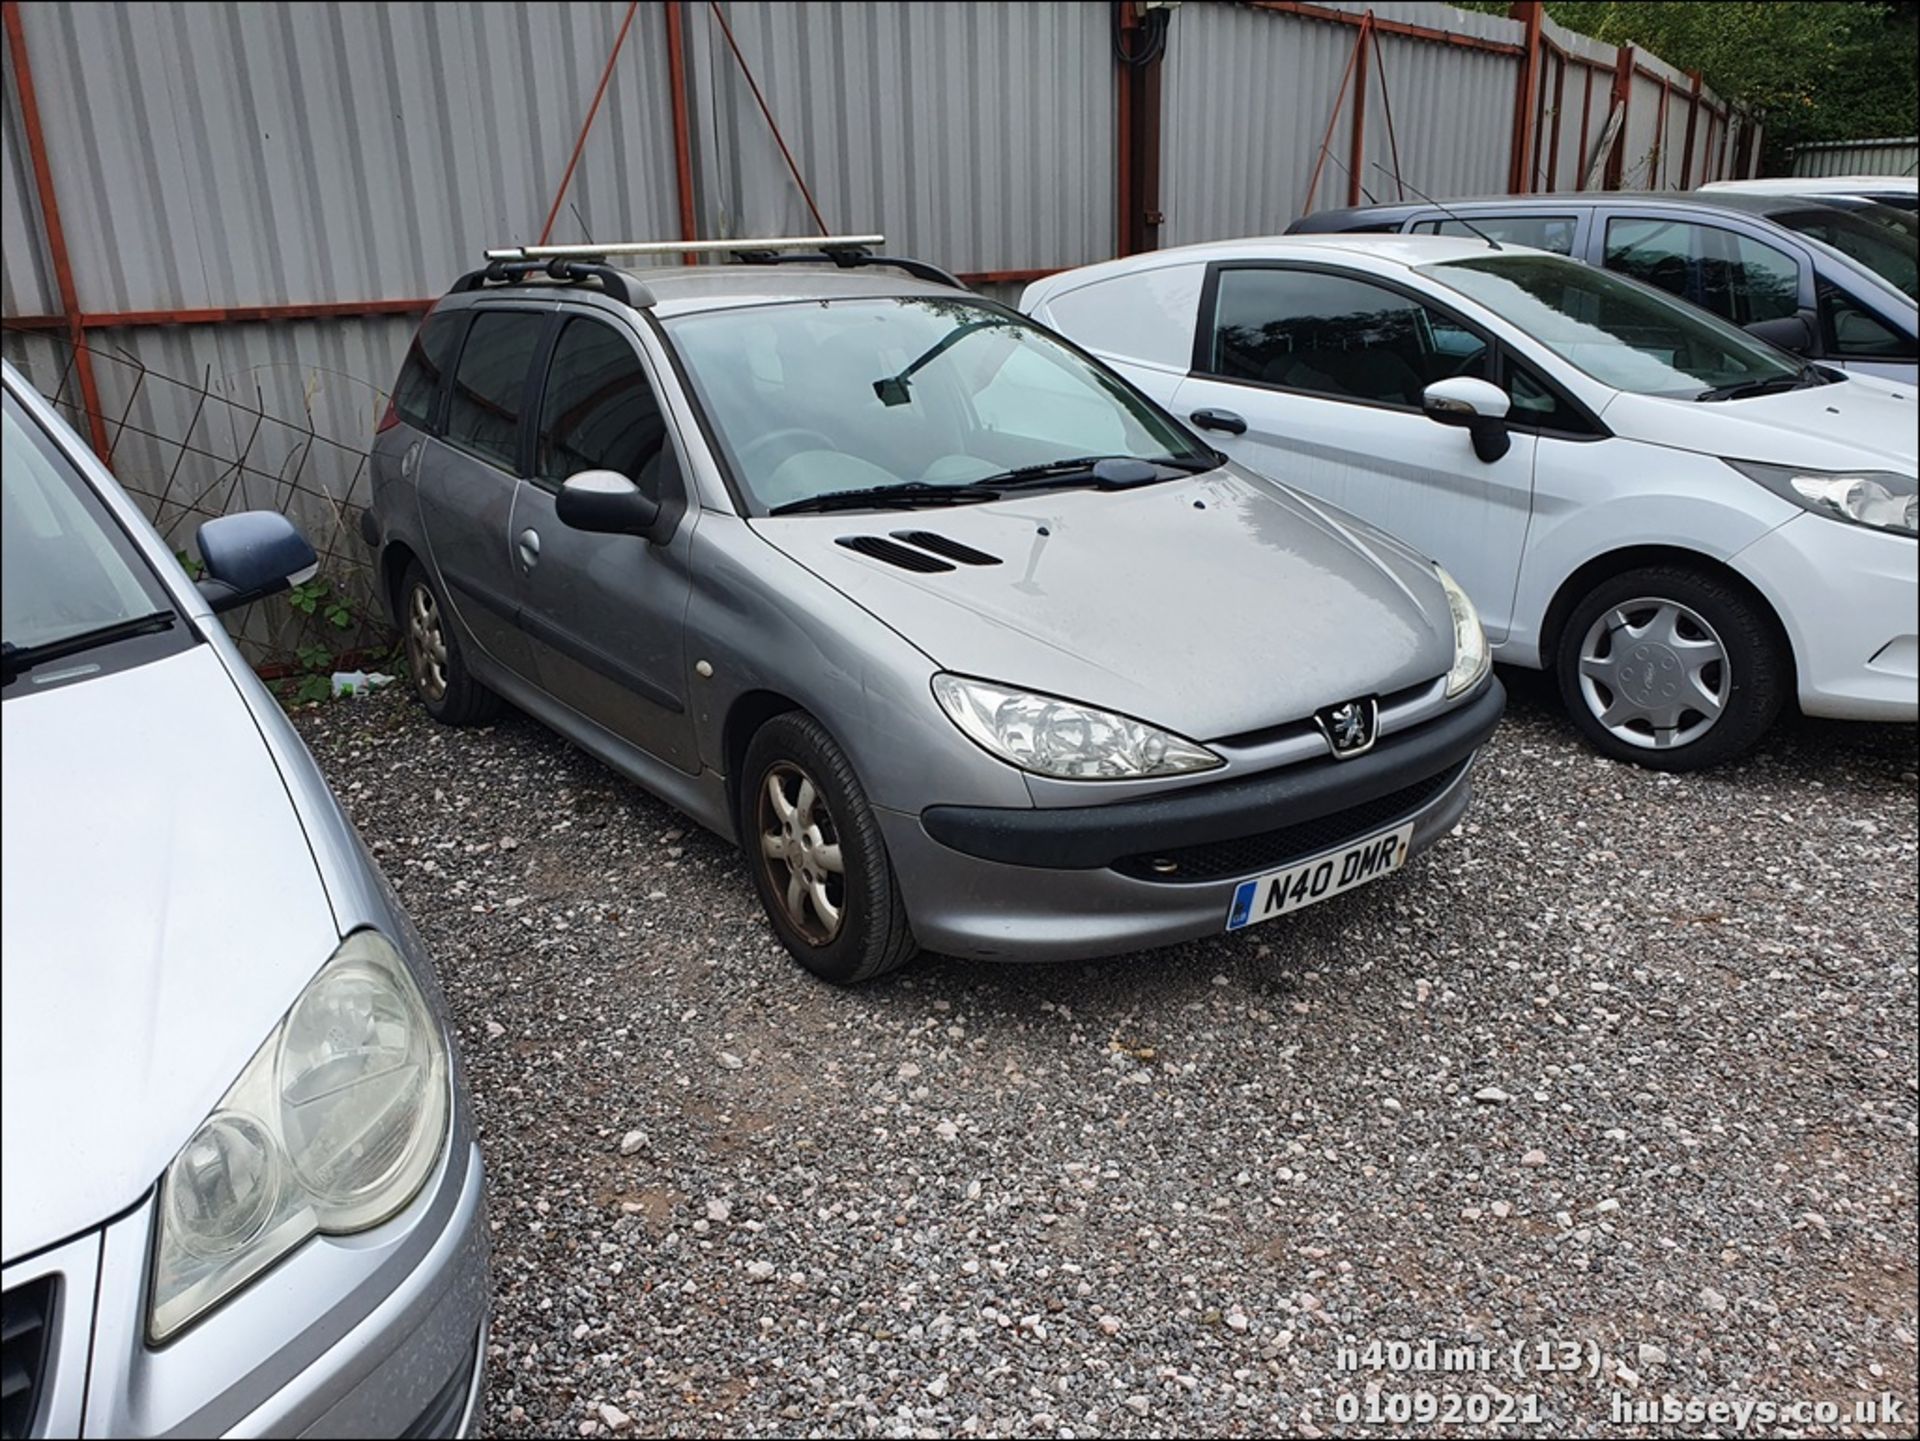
[{"x1": 484, "y1": 234, "x2": 886, "y2": 262}]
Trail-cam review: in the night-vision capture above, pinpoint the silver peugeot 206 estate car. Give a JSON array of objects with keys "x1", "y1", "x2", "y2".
[
  {"x1": 362, "y1": 237, "x2": 1506, "y2": 985},
  {"x1": 2, "y1": 360, "x2": 487, "y2": 1437}
]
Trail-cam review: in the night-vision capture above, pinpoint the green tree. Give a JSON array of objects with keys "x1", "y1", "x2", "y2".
[{"x1": 1458, "y1": 1, "x2": 1917, "y2": 172}]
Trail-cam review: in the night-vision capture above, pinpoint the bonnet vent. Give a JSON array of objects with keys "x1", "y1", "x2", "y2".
[
  {"x1": 835, "y1": 536, "x2": 955, "y2": 573},
  {"x1": 890, "y1": 531, "x2": 1002, "y2": 566}
]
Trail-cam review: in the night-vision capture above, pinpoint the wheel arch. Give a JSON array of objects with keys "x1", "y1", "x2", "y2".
[
  {"x1": 379, "y1": 539, "x2": 422, "y2": 630},
  {"x1": 720, "y1": 688, "x2": 806, "y2": 839},
  {"x1": 1539, "y1": 544, "x2": 1797, "y2": 693}
]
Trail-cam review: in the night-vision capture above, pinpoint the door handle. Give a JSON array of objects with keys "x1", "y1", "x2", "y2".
[
  {"x1": 1189, "y1": 407, "x2": 1247, "y2": 435},
  {"x1": 517, "y1": 528, "x2": 541, "y2": 570}
]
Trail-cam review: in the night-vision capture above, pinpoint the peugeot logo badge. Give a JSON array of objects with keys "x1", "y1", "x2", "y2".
[{"x1": 1315, "y1": 696, "x2": 1379, "y2": 760}]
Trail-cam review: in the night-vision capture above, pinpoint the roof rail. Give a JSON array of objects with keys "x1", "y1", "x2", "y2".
[
  {"x1": 451, "y1": 257, "x2": 653, "y2": 308},
  {"x1": 484, "y1": 235, "x2": 885, "y2": 261},
  {"x1": 481, "y1": 234, "x2": 966, "y2": 292}
]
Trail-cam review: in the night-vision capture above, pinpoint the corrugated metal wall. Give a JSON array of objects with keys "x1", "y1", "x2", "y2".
[
  {"x1": 2, "y1": 0, "x2": 1755, "y2": 662},
  {"x1": 687, "y1": 2, "x2": 1114, "y2": 275},
  {"x1": 1792, "y1": 137, "x2": 1920, "y2": 179},
  {"x1": 1159, "y1": 3, "x2": 1365, "y2": 244}
]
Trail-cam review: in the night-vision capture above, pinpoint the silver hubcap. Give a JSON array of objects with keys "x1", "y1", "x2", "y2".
[
  {"x1": 406, "y1": 582, "x2": 449, "y2": 703},
  {"x1": 756, "y1": 763, "x2": 846, "y2": 945},
  {"x1": 1577, "y1": 597, "x2": 1729, "y2": 751}
]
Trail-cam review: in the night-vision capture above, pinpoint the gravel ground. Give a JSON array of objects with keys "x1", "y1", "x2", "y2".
[{"x1": 293, "y1": 673, "x2": 1918, "y2": 1439}]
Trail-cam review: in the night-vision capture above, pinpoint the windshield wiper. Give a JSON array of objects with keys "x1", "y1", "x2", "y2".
[
  {"x1": 2, "y1": 610, "x2": 175, "y2": 683},
  {"x1": 1696, "y1": 368, "x2": 1825, "y2": 403},
  {"x1": 977, "y1": 453, "x2": 1217, "y2": 491},
  {"x1": 767, "y1": 482, "x2": 1005, "y2": 516}
]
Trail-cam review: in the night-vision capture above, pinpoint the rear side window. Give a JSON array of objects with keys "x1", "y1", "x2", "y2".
[
  {"x1": 389, "y1": 311, "x2": 466, "y2": 432},
  {"x1": 445, "y1": 311, "x2": 546, "y2": 472},
  {"x1": 1603, "y1": 218, "x2": 1800, "y2": 326},
  {"x1": 535, "y1": 319, "x2": 672, "y2": 497},
  {"x1": 1042, "y1": 264, "x2": 1205, "y2": 370},
  {"x1": 1203, "y1": 267, "x2": 1489, "y2": 408},
  {"x1": 1412, "y1": 215, "x2": 1577, "y2": 254}
]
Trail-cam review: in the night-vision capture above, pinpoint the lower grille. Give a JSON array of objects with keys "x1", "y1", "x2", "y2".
[
  {"x1": 1, "y1": 1278, "x2": 56, "y2": 1441},
  {"x1": 1112, "y1": 761, "x2": 1465, "y2": 882}
]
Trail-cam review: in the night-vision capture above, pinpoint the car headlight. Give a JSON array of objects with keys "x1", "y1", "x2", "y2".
[
  {"x1": 1727, "y1": 459, "x2": 1917, "y2": 536},
  {"x1": 1436, "y1": 564, "x2": 1489, "y2": 699},
  {"x1": 932, "y1": 674, "x2": 1222, "y2": 780},
  {"x1": 150, "y1": 930, "x2": 449, "y2": 1342}
]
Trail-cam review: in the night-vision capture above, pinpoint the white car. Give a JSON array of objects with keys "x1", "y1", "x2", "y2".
[
  {"x1": 1024, "y1": 236, "x2": 1918, "y2": 769},
  {"x1": 1704, "y1": 176, "x2": 1919, "y2": 213}
]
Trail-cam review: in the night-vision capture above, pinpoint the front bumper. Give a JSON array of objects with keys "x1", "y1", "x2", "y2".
[
  {"x1": 1734, "y1": 513, "x2": 1918, "y2": 722},
  {"x1": 882, "y1": 678, "x2": 1503, "y2": 961},
  {"x1": 38, "y1": 1132, "x2": 489, "y2": 1438}
]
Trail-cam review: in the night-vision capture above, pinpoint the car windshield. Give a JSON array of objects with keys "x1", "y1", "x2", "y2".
[
  {"x1": 3, "y1": 390, "x2": 171, "y2": 654},
  {"x1": 663, "y1": 296, "x2": 1208, "y2": 512},
  {"x1": 1418, "y1": 254, "x2": 1805, "y2": 397},
  {"x1": 1768, "y1": 205, "x2": 1919, "y2": 300}
]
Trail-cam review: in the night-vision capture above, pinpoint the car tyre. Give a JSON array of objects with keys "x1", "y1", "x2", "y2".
[
  {"x1": 740, "y1": 711, "x2": 918, "y2": 984},
  {"x1": 400, "y1": 560, "x2": 502, "y2": 726},
  {"x1": 1556, "y1": 564, "x2": 1784, "y2": 771}
]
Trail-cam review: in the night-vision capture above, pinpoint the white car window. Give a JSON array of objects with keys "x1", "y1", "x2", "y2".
[
  {"x1": 1203, "y1": 267, "x2": 1489, "y2": 408},
  {"x1": 1042, "y1": 264, "x2": 1205, "y2": 369}
]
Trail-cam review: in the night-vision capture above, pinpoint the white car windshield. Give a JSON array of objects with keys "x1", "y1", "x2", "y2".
[
  {"x1": 1420, "y1": 254, "x2": 1808, "y2": 398},
  {"x1": 665, "y1": 296, "x2": 1208, "y2": 513},
  {"x1": 3, "y1": 391, "x2": 171, "y2": 657}
]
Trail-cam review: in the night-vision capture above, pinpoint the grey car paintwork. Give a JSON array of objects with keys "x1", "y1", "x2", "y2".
[
  {"x1": 368, "y1": 269, "x2": 1484, "y2": 962},
  {"x1": 0, "y1": 360, "x2": 487, "y2": 1436}
]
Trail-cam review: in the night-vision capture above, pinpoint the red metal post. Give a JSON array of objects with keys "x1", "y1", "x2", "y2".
[
  {"x1": 1575, "y1": 63, "x2": 1593, "y2": 190},
  {"x1": 1603, "y1": 45, "x2": 1633, "y2": 190},
  {"x1": 1300, "y1": 19, "x2": 1367, "y2": 215},
  {"x1": 1115, "y1": 1, "x2": 1134, "y2": 258},
  {"x1": 1370, "y1": 21, "x2": 1405, "y2": 200},
  {"x1": 1678, "y1": 71, "x2": 1702, "y2": 188},
  {"x1": 3, "y1": 0, "x2": 110, "y2": 458},
  {"x1": 1543, "y1": 50, "x2": 1566, "y2": 190},
  {"x1": 1346, "y1": 11, "x2": 1370, "y2": 207},
  {"x1": 1507, "y1": 1, "x2": 1543, "y2": 194},
  {"x1": 664, "y1": 1, "x2": 699, "y2": 263},
  {"x1": 1649, "y1": 77, "x2": 1668, "y2": 188},
  {"x1": 538, "y1": 0, "x2": 641, "y2": 245}
]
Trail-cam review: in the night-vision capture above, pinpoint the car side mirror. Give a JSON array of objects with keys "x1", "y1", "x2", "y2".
[
  {"x1": 1421, "y1": 377, "x2": 1512, "y2": 463},
  {"x1": 194, "y1": 511, "x2": 318, "y2": 614},
  {"x1": 556, "y1": 469, "x2": 662, "y2": 538},
  {"x1": 1742, "y1": 313, "x2": 1817, "y2": 357}
]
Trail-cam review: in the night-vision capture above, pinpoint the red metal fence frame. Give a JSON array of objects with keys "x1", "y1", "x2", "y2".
[{"x1": 2, "y1": 1, "x2": 1760, "y2": 345}]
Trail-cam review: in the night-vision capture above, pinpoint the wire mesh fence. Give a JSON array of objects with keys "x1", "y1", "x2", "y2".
[{"x1": 4, "y1": 326, "x2": 397, "y2": 670}]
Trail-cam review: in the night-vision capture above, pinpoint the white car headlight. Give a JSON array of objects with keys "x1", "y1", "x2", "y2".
[
  {"x1": 1436, "y1": 564, "x2": 1489, "y2": 699},
  {"x1": 150, "y1": 930, "x2": 449, "y2": 1342},
  {"x1": 932, "y1": 674, "x2": 1222, "y2": 780},
  {"x1": 1728, "y1": 459, "x2": 1917, "y2": 536}
]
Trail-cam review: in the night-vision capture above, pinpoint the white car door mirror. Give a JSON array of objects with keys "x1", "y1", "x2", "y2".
[{"x1": 1422, "y1": 377, "x2": 1513, "y2": 463}]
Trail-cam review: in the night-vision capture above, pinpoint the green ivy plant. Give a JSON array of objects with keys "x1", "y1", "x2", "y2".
[
  {"x1": 174, "y1": 548, "x2": 207, "y2": 581},
  {"x1": 289, "y1": 579, "x2": 354, "y2": 631}
]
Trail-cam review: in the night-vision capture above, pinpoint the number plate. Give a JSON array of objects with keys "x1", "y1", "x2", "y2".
[{"x1": 1224, "y1": 822, "x2": 1415, "y2": 931}]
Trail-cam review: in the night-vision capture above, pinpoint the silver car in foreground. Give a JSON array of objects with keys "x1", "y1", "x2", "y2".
[
  {"x1": 363, "y1": 238, "x2": 1506, "y2": 984},
  {"x1": 1, "y1": 361, "x2": 487, "y2": 1437}
]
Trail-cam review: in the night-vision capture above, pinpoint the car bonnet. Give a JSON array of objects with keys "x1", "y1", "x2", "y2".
[
  {"x1": 1, "y1": 643, "x2": 337, "y2": 1262},
  {"x1": 748, "y1": 466, "x2": 1456, "y2": 741},
  {"x1": 1602, "y1": 372, "x2": 1919, "y2": 474}
]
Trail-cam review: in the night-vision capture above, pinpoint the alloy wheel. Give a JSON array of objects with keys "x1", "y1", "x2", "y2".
[
  {"x1": 1576, "y1": 596, "x2": 1730, "y2": 751},
  {"x1": 756, "y1": 762, "x2": 846, "y2": 945},
  {"x1": 405, "y1": 581, "x2": 449, "y2": 703}
]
